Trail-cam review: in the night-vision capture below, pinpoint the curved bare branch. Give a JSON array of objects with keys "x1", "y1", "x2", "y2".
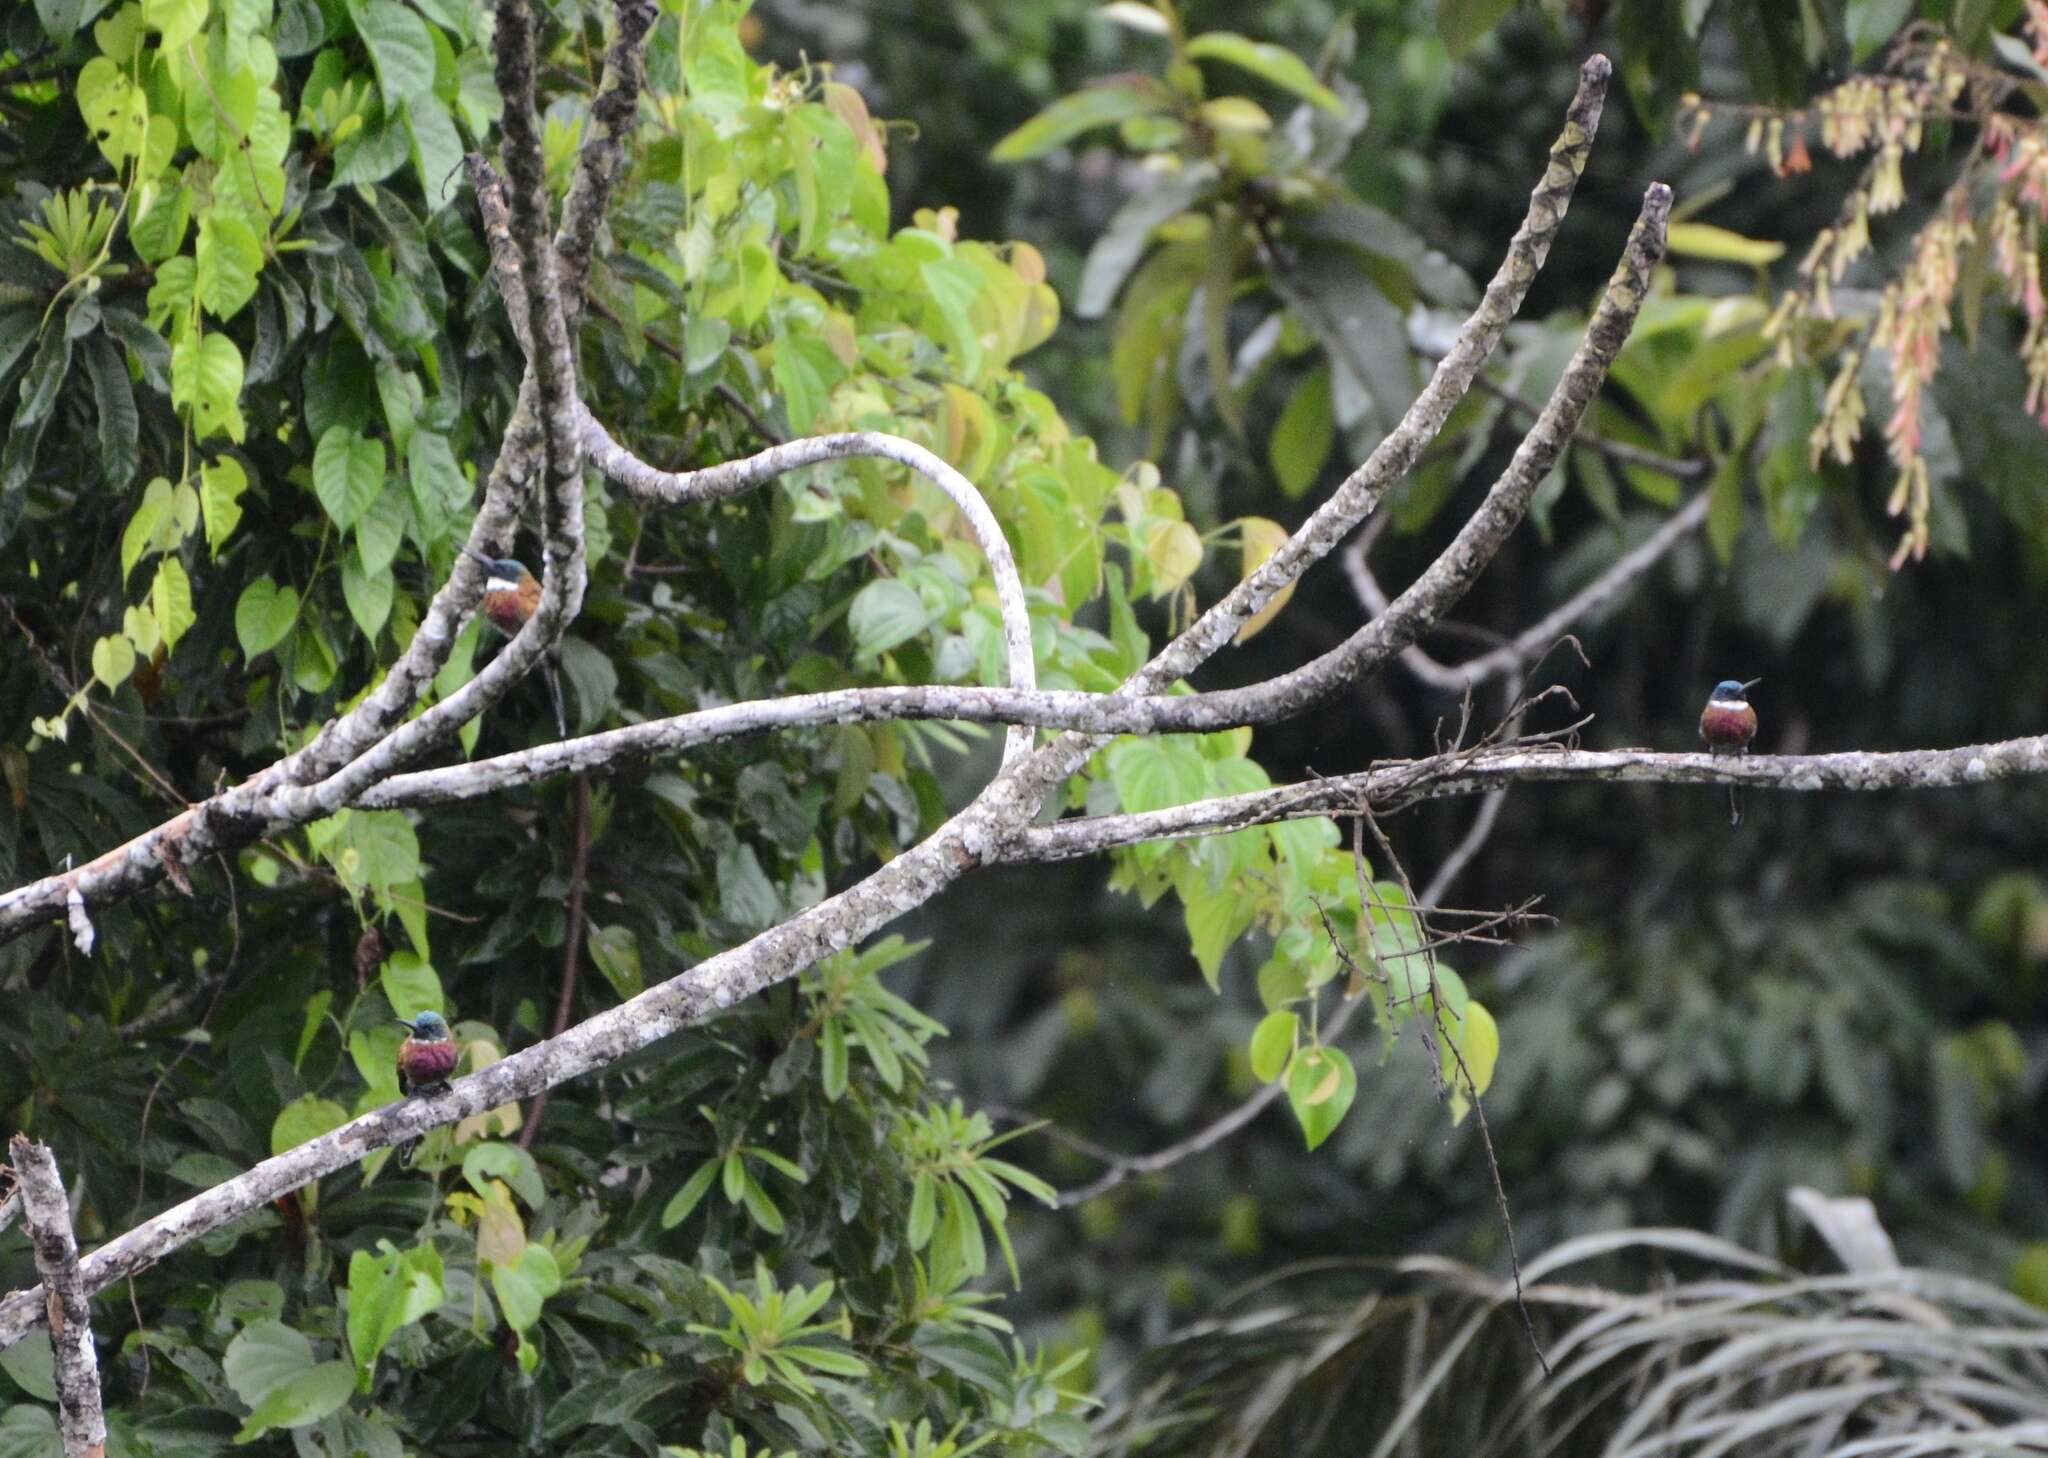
[{"x1": 1006, "y1": 735, "x2": 2048, "y2": 864}]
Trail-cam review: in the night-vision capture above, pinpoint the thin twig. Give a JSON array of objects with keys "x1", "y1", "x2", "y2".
[
  {"x1": 520, "y1": 773, "x2": 592, "y2": 1149},
  {"x1": 1356, "y1": 809, "x2": 1547, "y2": 1375}
]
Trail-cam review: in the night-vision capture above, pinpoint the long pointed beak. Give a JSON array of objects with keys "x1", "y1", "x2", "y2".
[
  {"x1": 1741, "y1": 677, "x2": 1763, "y2": 692},
  {"x1": 456, "y1": 542, "x2": 493, "y2": 569},
  {"x1": 394, "y1": 1018, "x2": 417, "y2": 1032}
]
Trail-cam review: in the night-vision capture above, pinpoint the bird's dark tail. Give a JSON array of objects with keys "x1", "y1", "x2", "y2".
[
  {"x1": 1728, "y1": 784, "x2": 1743, "y2": 828},
  {"x1": 542, "y1": 659, "x2": 567, "y2": 739}
]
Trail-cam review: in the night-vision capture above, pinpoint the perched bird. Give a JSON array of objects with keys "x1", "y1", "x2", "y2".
[
  {"x1": 395, "y1": 1011, "x2": 459, "y2": 1096},
  {"x1": 1699, "y1": 678, "x2": 1761, "y2": 827},
  {"x1": 457, "y1": 542, "x2": 565, "y2": 736}
]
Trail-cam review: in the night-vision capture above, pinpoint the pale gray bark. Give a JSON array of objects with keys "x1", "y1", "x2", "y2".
[{"x1": 10, "y1": 1138, "x2": 104, "y2": 1458}]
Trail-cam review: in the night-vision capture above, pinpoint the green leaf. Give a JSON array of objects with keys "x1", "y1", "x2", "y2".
[
  {"x1": 91, "y1": 633, "x2": 136, "y2": 689},
  {"x1": 200, "y1": 455, "x2": 249, "y2": 554},
  {"x1": 587, "y1": 923, "x2": 643, "y2": 1000},
  {"x1": 233, "y1": 1359, "x2": 353, "y2": 1441},
  {"x1": 84, "y1": 337, "x2": 140, "y2": 492},
  {"x1": 235, "y1": 576, "x2": 300, "y2": 657},
  {"x1": 14, "y1": 314, "x2": 75, "y2": 432},
  {"x1": 271, "y1": 1094, "x2": 349, "y2": 1156},
  {"x1": 196, "y1": 211, "x2": 263, "y2": 320},
  {"x1": 0, "y1": 1405, "x2": 58, "y2": 1458},
  {"x1": 355, "y1": 487, "x2": 406, "y2": 575},
  {"x1": 660, "y1": 1159, "x2": 722, "y2": 1229},
  {"x1": 781, "y1": 1344, "x2": 867, "y2": 1378},
  {"x1": 380, "y1": 948, "x2": 441, "y2": 1016},
  {"x1": 683, "y1": 316, "x2": 731, "y2": 373},
  {"x1": 403, "y1": 95, "x2": 464, "y2": 210},
  {"x1": 1249, "y1": 1010, "x2": 1299, "y2": 1083},
  {"x1": 1846, "y1": 0, "x2": 1913, "y2": 61},
  {"x1": 557, "y1": 636, "x2": 617, "y2": 732},
  {"x1": 462, "y1": 1144, "x2": 546, "y2": 1209},
  {"x1": 132, "y1": 182, "x2": 192, "y2": 262},
  {"x1": 0, "y1": 1339, "x2": 55, "y2": 1402},
  {"x1": 1285, "y1": 1045, "x2": 1357, "y2": 1151},
  {"x1": 818, "y1": 1015, "x2": 850, "y2": 1100},
  {"x1": 919, "y1": 256, "x2": 984, "y2": 379},
  {"x1": 848, "y1": 578, "x2": 929, "y2": 657},
  {"x1": 1268, "y1": 364, "x2": 1333, "y2": 499},
  {"x1": 32, "y1": 0, "x2": 83, "y2": 42},
  {"x1": 907, "y1": 1171, "x2": 937, "y2": 1250},
  {"x1": 151, "y1": 556, "x2": 196, "y2": 648},
  {"x1": 170, "y1": 329, "x2": 247, "y2": 442},
  {"x1": 488, "y1": 1245, "x2": 560, "y2": 1332},
  {"x1": 1436, "y1": 0, "x2": 1516, "y2": 58},
  {"x1": 1707, "y1": 450, "x2": 1743, "y2": 564},
  {"x1": 1108, "y1": 736, "x2": 1209, "y2": 813},
  {"x1": 406, "y1": 429, "x2": 468, "y2": 524},
  {"x1": 991, "y1": 77, "x2": 1171, "y2": 162},
  {"x1": 1185, "y1": 32, "x2": 1342, "y2": 114},
  {"x1": 314, "y1": 426, "x2": 385, "y2": 531},
  {"x1": 340, "y1": 549, "x2": 394, "y2": 638},
  {"x1": 738, "y1": 1171, "x2": 785, "y2": 1234},
  {"x1": 773, "y1": 328, "x2": 843, "y2": 433},
  {"x1": 1445, "y1": 1000, "x2": 1499, "y2": 1124},
  {"x1": 142, "y1": 0, "x2": 207, "y2": 51},
  {"x1": 224, "y1": 1320, "x2": 314, "y2": 1409},
  {"x1": 121, "y1": 477, "x2": 172, "y2": 581},
  {"x1": 354, "y1": 0, "x2": 436, "y2": 105},
  {"x1": 1078, "y1": 166, "x2": 1216, "y2": 319},
  {"x1": 1184, "y1": 884, "x2": 1252, "y2": 989},
  {"x1": 345, "y1": 1244, "x2": 443, "y2": 1388}
]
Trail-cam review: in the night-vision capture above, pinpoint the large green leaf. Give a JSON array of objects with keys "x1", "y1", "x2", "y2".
[
  {"x1": 313, "y1": 426, "x2": 385, "y2": 530},
  {"x1": 235, "y1": 576, "x2": 301, "y2": 657},
  {"x1": 991, "y1": 78, "x2": 1172, "y2": 162},
  {"x1": 346, "y1": 1245, "x2": 444, "y2": 1388},
  {"x1": 234, "y1": 1360, "x2": 353, "y2": 1441},
  {"x1": 1436, "y1": 0, "x2": 1516, "y2": 58},
  {"x1": 353, "y1": 0, "x2": 436, "y2": 104},
  {"x1": 1078, "y1": 164, "x2": 1218, "y2": 320},
  {"x1": 1185, "y1": 32, "x2": 1343, "y2": 114}
]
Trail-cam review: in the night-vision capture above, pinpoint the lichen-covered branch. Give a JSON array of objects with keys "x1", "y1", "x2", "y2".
[
  {"x1": 10, "y1": 1138, "x2": 104, "y2": 1458},
  {"x1": 1005, "y1": 735, "x2": 2048, "y2": 864},
  {"x1": 554, "y1": 0, "x2": 657, "y2": 327}
]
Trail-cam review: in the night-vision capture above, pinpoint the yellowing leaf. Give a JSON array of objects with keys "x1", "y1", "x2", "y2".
[
  {"x1": 1666, "y1": 221, "x2": 1786, "y2": 267},
  {"x1": 122, "y1": 604, "x2": 160, "y2": 657},
  {"x1": 1198, "y1": 97, "x2": 1272, "y2": 133},
  {"x1": 1143, "y1": 517, "x2": 1203, "y2": 596},
  {"x1": 1447, "y1": 1000, "x2": 1500, "y2": 1125},
  {"x1": 1234, "y1": 516, "x2": 1296, "y2": 643}
]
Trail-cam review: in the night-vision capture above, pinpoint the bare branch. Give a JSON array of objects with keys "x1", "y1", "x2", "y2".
[
  {"x1": 1007, "y1": 735, "x2": 2048, "y2": 863},
  {"x1": 555, "y1": 0, "x2": 658, "y2": 325},
  {"x1": 1348, "y1": 490, "x2": 1712, "y2": 694},
  {"x1": 10, "y1": 1138, "x2": 105, "y2": 1458},
  {"x1": 577, "y1": 422, "x2": 1042, "y2": 763}
]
